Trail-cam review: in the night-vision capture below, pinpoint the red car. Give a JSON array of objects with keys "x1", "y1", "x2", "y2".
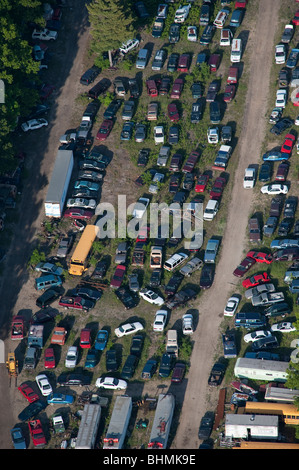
[
  {"x1": 195, "y1": 174, "x2": 209, "y2": 192},
  {"x1": 247, "y1": 251, "x2": 273, "y2": 264},
  {"x1": 18, "y1": 383, "x2": 39, "y2": 403},
  {"x1": 96, "y1": 119, "x2": 113, "y2": 141},
  {"x1": 170, "y1": 78, "x2": 184, "y2": 99},
  {"x1": 146, "y1": 79, "x2": 159, "y2": 97},
  {"x1": 44, "y1": 347, "x2": 55, "y2": 369},
  {"x1": 210, "y1": 176, "x2": 226, "y2": 200},
  {"x1": 242, "y1": 272, "x2": 271, "y2": 289},
  {"x1": 110, "y1": 264, "x2": 126, "y2": 288},
  {"x1": 64, "y1": 208, "x2": 93, "y2": 220},
  {"x1": 233, "y1": 256, "x2": 256, "y2": 277},
  {"x1": 275, "y1": 162, "x2": 289, "y2": 181},
  {"x1": 292, "y1": 10, "x2": 299, "y2": 25},
  {"x1": 281, "y1": 133, "x2": 296, "y2": 155},
  {"x1": 177, "y1": 53, "x2": 191, "y2": 73},
  {"x1": 168, "y1": 103, "x2": 180, "y2": 122},
  {"x1": 80, "y1": 328, "x2": 92, "y2": 348},
  {"x1": 182, "y1": 151, "x2": 199, "y2": 173},
  {"x1": 28, "y1": 419, "x2": 46, "y2": 447},
  {"x1": 136, "y1": 225, "x2": 150, "y2": 243},
  {"x1": 223, "y1": 84, "x2": 236, "y2": 103}
]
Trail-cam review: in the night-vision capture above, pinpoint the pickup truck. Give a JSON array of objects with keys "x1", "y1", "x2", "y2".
[
  {"x1": 150, "y1": 246, "x2": 163, "y2": 269},
  {"x1": 152, "y1": 18, "x2": 164, "y2": 37},
  {"x1": 248, "y1": 217, "x2": 261, "y2": 243},
  {"x1": 245, "y1": 283, "x2": 275, "y2": 299},
  {"x1": 222, "y1": 332, "x2": 237, "y2": 359},
  {"x1": 251, "y1": 291, "x2": 285, "y2": 307},
  {"x1": 58, "y1": 296, "x2": 95, "y2": 311},
  {"x1": 281, "y1": 24, "x2": 294, "y2": 43},
  {"x1": 213, "y1": 145, "x2": 232, "y2": 169},
  {"x1": 166, "y1": 288, "x2": 196, "y2": 310},
  {"x1": 179, "y1": 257, "x2": 203, "y2": 276}
]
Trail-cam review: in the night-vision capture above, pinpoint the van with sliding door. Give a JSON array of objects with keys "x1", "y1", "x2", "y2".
[{"x1": 231, "y1": 38, "x2": 242, "y2": 63}]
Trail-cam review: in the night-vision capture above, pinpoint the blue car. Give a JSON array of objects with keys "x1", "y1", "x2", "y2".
[
  {"x1": 47, "y1": 393, "x2": 74, "y2": 405},
  {"x1": 84, "y1": 348, "x2": 98, "y2": 368},
  {"x1": 262, "y1": 150, "x2": 288, "y2": 161},
  {"x1": 74, "y1": 180, "x2": 100, "y2": 191},
  {"x1": 121, "y1": 121, "x2": 134, "y2": 141},
  {"x1": 10, "y1": 427, "x2": 26, "y2": 449},
  {"x1": 95, "y1": 329, "x2": 108, "y2": 351},
  {"x1": 229, "y1": 8, "x2": 244, "y2": 28}
]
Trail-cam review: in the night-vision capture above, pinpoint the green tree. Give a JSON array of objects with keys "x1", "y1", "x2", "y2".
[{"x1": 87, "y1": 0, "x2": 134, "y2": 66}]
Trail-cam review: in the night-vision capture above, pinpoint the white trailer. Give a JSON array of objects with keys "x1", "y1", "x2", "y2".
[
  {"x1": 234, "y1": 358, "x2": 288, "y2": 383},
  {"x1": 148, "y1": 393, "x2": 175, "y2": 449},
  {"x1": 264, "y1": 384, "x2": 299, "y2": 403},
  {"x1": 103, "y1": 396, "x2": 132, "y2": 449},
  {"x1": 75, "y1": 404, "x2": 101, "y2": 449},
  {"x1": 44, "y1": 149, "x2": 74, "y2": 218},
  {"x1": 225, "y1": 414, "x2": 279, "y2": 440}
]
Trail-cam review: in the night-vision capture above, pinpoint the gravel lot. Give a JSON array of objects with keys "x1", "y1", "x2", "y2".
[{"x1": 0, "y1": 0, "x2": 290, "y2": 451}]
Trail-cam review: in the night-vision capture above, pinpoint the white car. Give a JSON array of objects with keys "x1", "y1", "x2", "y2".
[
  {"x1": 65, "y1": 346, "x2": 78, "y2": 368},
  {"x1": 271, "y1": 322, "x2": 296, "y2": 333},
  {"x1": 139, "y1": 288, "x2": 164, "y2": 306},
  {"x1": 243, "y1": 330, "x2": 272, "y2": 343},
  {"x1": 275, "y1": 89, "x2": 287, "y2": 108},
  {"x1": 182, "y1": 313, "x2": 194, "y2": 335},
  {"x1": 275, "y1": 44, "x2": 286, "y2": 64},
  {"x1": 154, "y1": 125, "x2": 165, "y2": 145},
  {"x1": 96, "y1": 376, "x2": 127, "y2": 390},
  {"x1": 35, "y1": 374, "x2": 52, "y2": 396},
  {"x1": 32, "y1": 28, "x2": 58, "y2": 41},
  {"x1": 207, "y1": 127, "x2": 219, "y2": 144},
  {"x1": 66, "y1": 198, "x2": 96, "y2": 210},
  {"x1": 153, "y1": 310, "x2": 168, "y2": 332},
  {"x1": 224, "y1": 296, "x2": 240, "y2": 316},
  {"x1": 21, "y1": 118, "x2": 48, "y2": 132},
  {"x1": 243, "y1": 167, "x2": 256, "y2": 189},
  {"x1": 114, "y1": 321, "x2": 144, "y2": 338},
  {"x1": 119, "y1": 38, "x2": 139, "y2": 54},
  {"x1": 295, "y1": 115, "x2": 299, "y2": 126},
  {"x1": 187, "y1": 26, "x2": 197, "y2": 42},
  {"x1": 174, "y1": 4, "x2": 191, "y2": 23},
  {"x1": 260, "y1": 183, "x2": 288, "y2": 195}
]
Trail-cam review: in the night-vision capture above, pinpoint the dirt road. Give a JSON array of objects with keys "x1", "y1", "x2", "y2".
[{"x1": 172, "y1": 0, "x2": 281, "y2": 449}]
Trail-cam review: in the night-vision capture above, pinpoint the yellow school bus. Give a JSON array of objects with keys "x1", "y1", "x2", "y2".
[
  {"x1": 69, "y1": 225, "x2": 99, "y2": 276},
  {"x1": 245, "y1": 402, "x2": 299, "y2": 425}
]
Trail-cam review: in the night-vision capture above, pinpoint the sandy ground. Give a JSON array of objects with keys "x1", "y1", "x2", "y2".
[{"x1": 0, "y1": 0, "x2": 283, "y2": 450}]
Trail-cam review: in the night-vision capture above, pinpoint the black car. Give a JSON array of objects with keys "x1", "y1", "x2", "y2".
[
  {"x1": 76, "y1": 286, "x2": 102, "y2": 301},
  {"x1": 149, "y1": 269, "x2": 162, "y2": 287},
  {"x1": 36, "y1": 287, "x2": 62, "y2": 309},
  {"x1": 172, "y1": 190, "x2": 187, "y2": 206},
  {"x1": 259, "y1": 162, "x2": 273, "y2": 182},
  {"x1": 209, "y1": 101, "x2": 221, "y2": 124},
  {"x1": 141, "y1": 359, "x2": 157, "y2": 379},
  {"x1": 167, "y1": 53, "x2": 179, "y2": 73},
  {"x1": 208, "y1": 362, "x2": 225, "y2": 387},
  {"x1": 128, "y1": 78, "x2": 140, "y2": 99},
  {"x1": 251, "y1": 336, "x2": 279, "y2": 351},
  {"x1": 294, "y1": 220, "x2": 299, "y2": 237},
  {"x1": 57, "y1": 373, "x2": 92, "y2": 387},
  {"x1": 130, "y1": 334, "x2": 144, "y2": 357},
  {"x1": 120, "y1": 354, "x2": 138, "y2": 380},
  {"x1": 166, "y1": 288, "x2": 197, "y2": 309},
  {"x1": 91, "y1": 260, "x2": 108, "y2": 279},
  {"x1": 159, "y1": 76, "x2": 171, "y2": 95},
  {"x1": 135, "y1": 1, "x2": 149, "y2": 18},
  {"x1": 199, "y1": 264, "x2": 214, "y2": 289},
  {"x1": 191, "y1": 100, "x2": 203, "y2": 123},
  {"x1": 137, "y1": 149, "x2": 149, "y2": 167},
  {"x1": 265, "y1": 302, "x2": 292, "y2": 318},
  {"x1": 169, "y1": 126, "x2": 179, "y2": 145},
  {"x1": 18, "y1": 400, "x2": 47, "y2": 422},
  {"x1": 191, "y1": 82, "x2": 202, "y2": 99},
  {"x1": 164, "y1": 272, "x2": 184, "y2": 297},
  {"x1": 103, "y1": 99, "x2": 122, "y2": 119},
  {"x1": 183, "y1": 172, "x2": 194, "y2": 191},
  {"x1": 169, "y1": 23, "x2": 180, "y2": 43},
  {"x1": 106, "y1": 349, "x2": 118, "y2": 372},
  {"x1": 284, "y1": 196, "x2": 297, "y2": 218},
  {"x1": 200, "y1": 24, "x2": 215, "y2": 45},
  {"x1": 198, "y1": 411, "x2": 214, "y2": 440},
  {"x1": 31, "y1": 308, "x2": 58, "y2": 324},
  {"x1": 206, "y1": 80, "x2": 220, "y2": 102},
  {"x1": 115, "y1": 286, "x2": 137, "y2": 309},
  {"x1": 159, "y1": 353, "x2": 174, "y2": 378},
  {"x1": 169, "y1": 173, "x2": 181, "y2": 193},
  {"x1": 270, "y1": 118, "x2": 294, "y2": 135},
  {"x1": 270, "y1": 196, "x2": 283, "y2": 217},
  {"x1": 80, "y1": 66, "x2": 100, "y2": 85},
  {"x1": 278, "y1": 217, "x2": 293, "y2": 236}
]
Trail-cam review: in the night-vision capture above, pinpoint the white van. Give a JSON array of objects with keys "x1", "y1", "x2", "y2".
[
  {"x1": 203, "y1": 199, "x2": 219, "y2": 221},
  {"x1": 164, "y1": 252, "x2": 188, "y2": 271},
  {"x1": 213, "y1": 9, "x2": 229, "y2": 29},
  {"x1": 231, "y1": 38, "x2": 242, "y2": 62}
]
